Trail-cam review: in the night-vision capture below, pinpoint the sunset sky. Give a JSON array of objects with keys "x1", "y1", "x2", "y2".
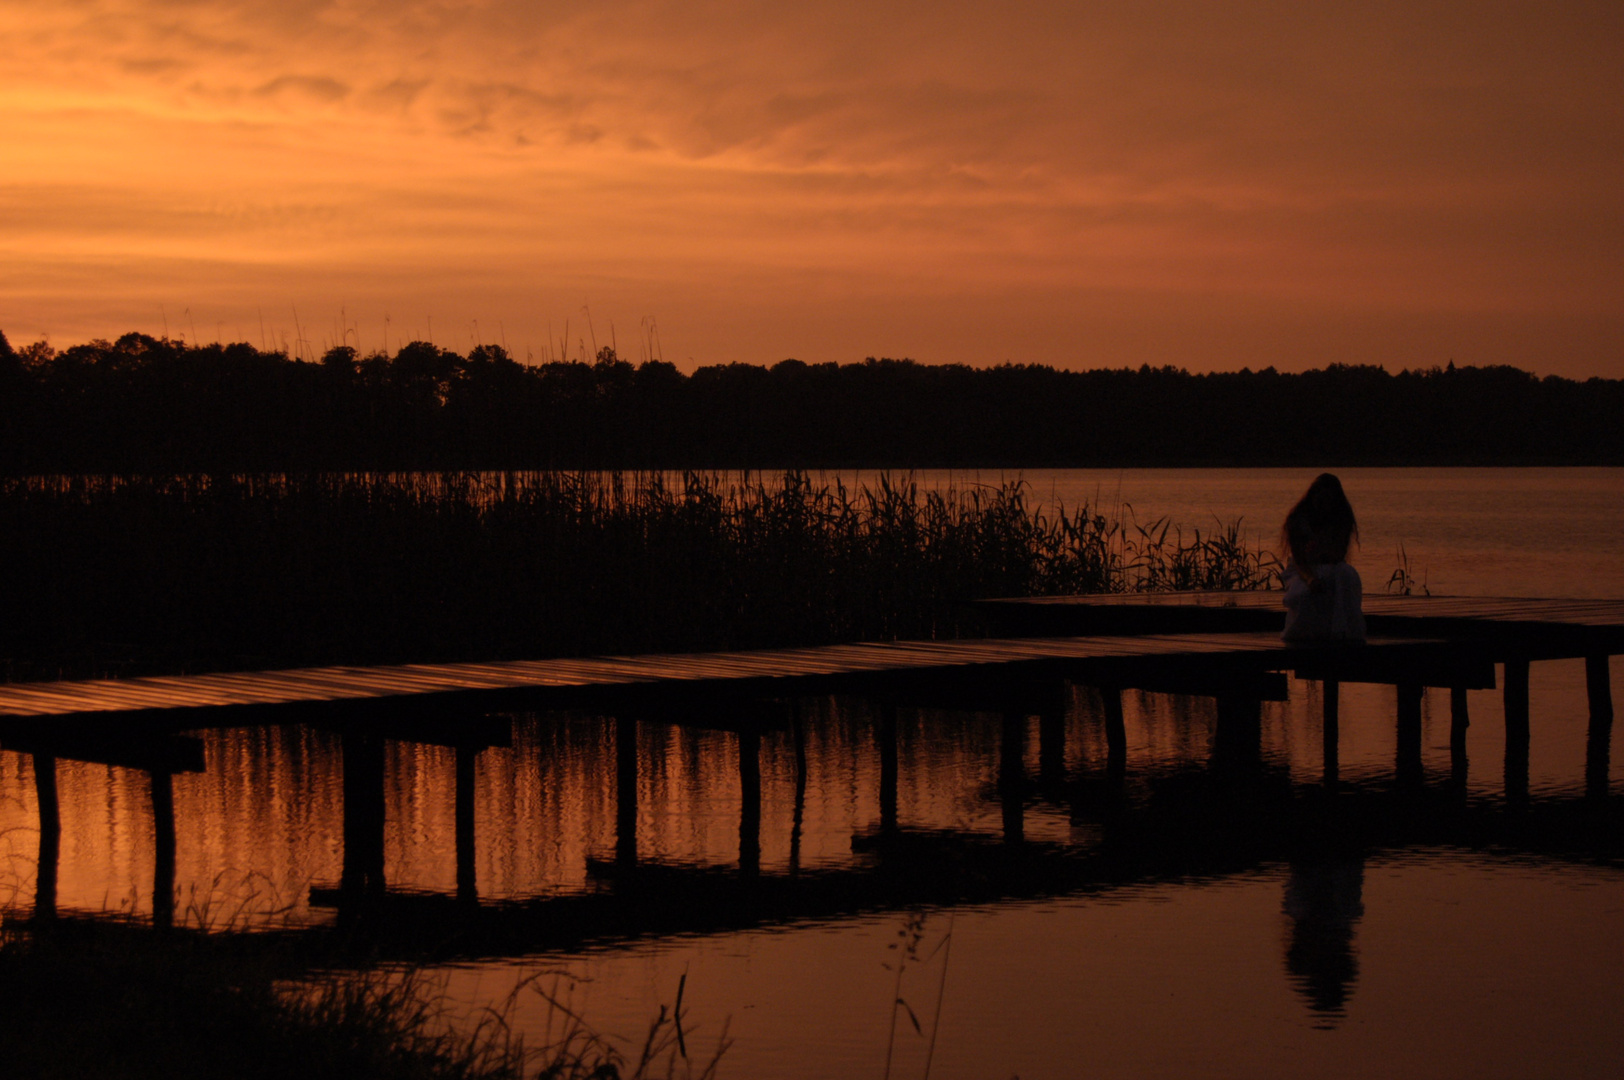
[{"x1": 2, "y1": 1, "x2": 1619, "y2": 375}]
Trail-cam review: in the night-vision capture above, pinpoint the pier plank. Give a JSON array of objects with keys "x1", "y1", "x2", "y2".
[
  {"x1": 1, "y1": 594, "x2": 1615, "y2": 732},
  {"x1": 0, "y1": 631, "x2": 1436, "y2": 727},
  {"x1": 979, "y1": 592, "x2": 1624, "y2": 652}
]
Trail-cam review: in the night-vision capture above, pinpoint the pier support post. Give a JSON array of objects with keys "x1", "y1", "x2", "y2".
[
  {"x1": 1213, "y1": 695, "x2": 1262, "y2": 774},
  {"x1": 1038, "y1": 704, "x2": 1067, "y2": 789},
  {"x1": 878, "y1": 702, "x2": 899, "y2": 835},
  {"x1": 1503, "y1": 659, "x2": 1530, "y2": 806},
  {"x1": 738, "y1": 728, "x2": 761, "y2": 875},
  {"x1": 150, "y1": 770, "x2": 176, "y2": 930},
  {"x1": 1450, "y1": 686, "x2": 1471, "y2": 792},
  {"x1": 32, "y1": 754, "x2": 58, "y2": 923},
  {"x1": 1000, "y1": 710, "x2": 1027, "y2": 846},
  {"x1": 1321, "y1": 681, "x2": 1340, "y2": 787},
  {"x1": 455, "y1": 743, "x2": 479, "y2": 906},
  {"x1": 1586, "y1": 655, "x2": 1613, "y2": 800},
  {"x1": 616, "y1": 716, "x2": 639, "y2": 870},
  {"x1": 1396, "y1": 683, "x2": 1423, "y2": 789},
  {"x1": 789, "y1": 701, "x2": 807, "y2": 876},
  {"x1": 340, "y1": 731, "x2": 387, "y2": 903},
  {"x1": 1102, "y1": 688, "x2": 1127, "y2": 776}
]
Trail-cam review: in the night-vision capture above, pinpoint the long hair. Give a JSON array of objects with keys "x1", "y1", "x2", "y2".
[{"x1": 1281, "y1": 473, "x2": 1358, "y2": 578}]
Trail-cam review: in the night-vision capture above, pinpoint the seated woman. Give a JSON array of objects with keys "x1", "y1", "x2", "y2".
[{"x1": 1281, "y1": 473, "x2": 1366, "y2": 643}]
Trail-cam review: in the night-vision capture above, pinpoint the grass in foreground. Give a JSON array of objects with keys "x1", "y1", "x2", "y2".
[{"x1": 0, "y1": 925, "x2": 724, "y2": 1080}]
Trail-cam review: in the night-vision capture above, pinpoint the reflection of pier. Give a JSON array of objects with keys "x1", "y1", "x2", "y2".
[
  {"x1": 250, "y1": 774, "x2": 1624, "y2": 963},
  {"x1": 1, "y1": 594, "x2": 1617, "y2": 936}
]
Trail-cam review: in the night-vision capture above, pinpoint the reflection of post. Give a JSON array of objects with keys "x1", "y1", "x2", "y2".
[
  {"x1": 150, "y1": 770, "x2": 176, "y2": 930},
  {"x1": 455, "y1": 743, "x2": 478, "y2": 906},
  {"x1": 1585, "y1": 655, "x2": 1613, "y2": 800},
  {"x1": 340, "y1": 730, "x2": 387, "y2": 901},
  {"x1": 1102, "y1": 687, "x2": 1126, "y2": 776},
  {"x1": 32, "y1": 753, "x2": 59, "y2": 923},
  {"x1": 1038, "y1": 704, "x2": 1066, "y2": 787},
  {"x1": 1450, "y1": 686, "x2": 1471, "y2": 791},
  {"x1": 878, "y1": 702, "x2": 899, "y2": 835},
  {"x1": 789, "y1": 702, "x2": 807, "y2": 876},
  {"x1": 616, "y1": 716, "x2": 638, "y2": 870},
  {"x1": 1321, "y1": 680, "x2": 1340, "y2": 787},
  {"x1": 1395, "y1": 683, "x2": 1423, "y2": 789},
  {"x1": 1503, "y1": 659, "x2": 1530, "y2": 805},
  {"x1": 1000, "y1": 710, "x2": 1026, "y2": 845},
  {"x1": 738, "y1": 727, "x2": 761, "y2": 875}
]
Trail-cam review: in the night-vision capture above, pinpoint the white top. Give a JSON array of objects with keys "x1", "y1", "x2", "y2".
[{"x1": 1282, "y1": 561, "x2": 1366, "y2": 642}]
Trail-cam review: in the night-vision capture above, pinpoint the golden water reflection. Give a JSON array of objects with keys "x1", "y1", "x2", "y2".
[{"x1": 0, "y1": 658, "x2": 1614, "y2": 927}]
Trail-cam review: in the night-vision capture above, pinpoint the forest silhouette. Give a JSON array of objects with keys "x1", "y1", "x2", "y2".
[{"x1": 2, "y1": 329, "x2": 1619, "y2": 471}]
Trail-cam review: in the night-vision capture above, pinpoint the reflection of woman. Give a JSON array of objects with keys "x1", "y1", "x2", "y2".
[
  {"x1": 1280, "y1": 473, "x2": 1366, "y2": 642},
  {"x1": 1283, "y1": 855, "x2": 1366, "y2": 1024}
]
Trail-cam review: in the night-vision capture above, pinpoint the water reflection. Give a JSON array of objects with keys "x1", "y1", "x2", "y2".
[
  {"x1": 1282, "y1": 854, "x2": 1365, "y2": 1025},
  {"x1": 0, "y1": 657, "x2": 1618, "y2": 1074}
]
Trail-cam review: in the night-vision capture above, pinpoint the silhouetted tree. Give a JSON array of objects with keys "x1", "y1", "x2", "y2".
[{"x1": 0, "y1": 329, "x2": 1619, "y2": 472}]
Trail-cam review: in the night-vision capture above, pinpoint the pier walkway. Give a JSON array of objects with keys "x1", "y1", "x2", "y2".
[
  {"x1": 2, "y1": 592, "x2": 1617, "y2": 933},
  {"x1": 0, "y1": 630, "x2": 1490, "y2": 727}
]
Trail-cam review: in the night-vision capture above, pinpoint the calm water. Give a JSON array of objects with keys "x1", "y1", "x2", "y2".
[{"x1": 2, "y1": 468, "x2": 1621, "y2": 1078}]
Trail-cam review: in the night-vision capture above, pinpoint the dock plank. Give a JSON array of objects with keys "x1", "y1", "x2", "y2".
[
  {"x1": 979, "y1": 592, "x2": 1624, "y2": 646},
  {"x1": 3, "y1": 593, "x2": 1616, "y2": 728},
  {"x1": 0, "y1": 631, "x2": 1431, "y2": 725}
]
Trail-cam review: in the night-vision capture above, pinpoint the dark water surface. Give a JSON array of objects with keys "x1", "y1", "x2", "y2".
[{"x1": 2, "y1": 468, "x2": 1621, "y2": 1078}]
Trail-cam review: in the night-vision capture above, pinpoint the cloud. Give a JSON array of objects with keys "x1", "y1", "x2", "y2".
[
  {"x1": 253, "y1": 74, "x2": 350, "y2": 102},
  {"x1": 0, "y1": 0, "x2": 1619, "y2": 373}
]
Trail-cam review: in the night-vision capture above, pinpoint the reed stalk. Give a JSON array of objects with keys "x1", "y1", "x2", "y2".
[{"x1": 0, "y1": 471, "x2": 1278, "y2": 681}]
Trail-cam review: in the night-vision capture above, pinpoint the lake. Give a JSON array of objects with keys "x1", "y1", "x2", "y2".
[{"x1": 3, "y1": 467, "x2": 1620, "y2": 1078}]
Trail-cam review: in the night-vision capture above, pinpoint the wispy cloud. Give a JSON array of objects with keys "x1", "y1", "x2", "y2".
[{"x1": 0, "y1": 0, "x2": 1619, "y2": 371}]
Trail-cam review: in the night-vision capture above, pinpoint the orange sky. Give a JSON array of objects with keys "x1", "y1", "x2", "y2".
[{"x1": 2, "y1": 1, "x2": 1620, "y2": 375}]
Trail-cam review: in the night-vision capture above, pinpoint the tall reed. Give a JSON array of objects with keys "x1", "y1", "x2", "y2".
[{"x1": 0, "y1": 471, "x2": 1278, "y2": 680}]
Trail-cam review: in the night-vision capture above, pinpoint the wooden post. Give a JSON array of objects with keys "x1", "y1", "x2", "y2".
[
  {"x1": 616, "y1": 716, "x2": 639, "y2": 870},
  {"x1": 1503, "y1": 659, "x2": 1530, "y2": 806},
  {"x1": 1102, "y1": 687, "x2": 1127, "y2": 776},
  {"x1": 1396, "y1": 683, "x2": 1423, "y2": 788},
  {"x1": 150, "y1": 770, "x2": 177, "y2": 929},
  {"x1": 789, "y1": 701, "x2": 807, "y2": 876},
  {"x1": 1450, "y1": 686, "x2": 1471, "y2": 791},
  {"x1": 1588, "y1": 655, "x2": 1616, "y2": 725},
  {"x1": 1213, "y1": 695, "x2": 1262, "y2": 773},
  {"x1": 341, "y1": 731, "x2": 387, "y2": 902},
  {"x1": 1321, "y1": 680, "x2": 1340, "y2": 787},
  {"x1": 1586, "y1": 655, "x2": 1613, "y2": 800},
  {"x1": 738, "y1": 727, "x2": 761, "y2": 875},
  {"x1": 1000, "y1": 710, "x2": 1027, "y2": 846},
  {"x1": 32, "y1": 753, "x2": 58, "y2": 923},
  {"x1": 455, "y1": 743, "x2": 478, "y2": 905},
  {"x1": 878, "y1": 702, "x2": 899, "y2": 835},
  {"x1": 1038, "y1": 704, "x2": 1066, "y2": 788}
]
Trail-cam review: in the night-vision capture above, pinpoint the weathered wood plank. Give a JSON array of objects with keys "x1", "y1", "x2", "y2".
[
  {"x1": 0, "y1": 631, "x2": 1401, "y2": 725},
  {"x1": 979, "y1": 592, "x2": 1624, "y2": 651}
]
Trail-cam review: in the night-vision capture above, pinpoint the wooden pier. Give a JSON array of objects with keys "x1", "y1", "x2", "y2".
[{"x1": 1, "y1": 591, "x2": 1617, "y2": 930}]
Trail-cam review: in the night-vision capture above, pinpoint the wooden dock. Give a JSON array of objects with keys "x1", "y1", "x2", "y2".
[
  {"x1": 979, "y1": 592, "x2": 1624, "y2": 649},
  {"x1": 2, "y1": 591, "x2": 1617, "y2": 932},
  {"x1": 0, "y1": 631, "x2": 1474, "y2": 726}
]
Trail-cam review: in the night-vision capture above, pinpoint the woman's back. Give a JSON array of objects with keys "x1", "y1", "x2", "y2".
[
  {"x1": 1283, "y1": 561, "x2": 1366, "y2": 642},
  {"x1": 1280, "y1": 474, "x2": 1366, "y2": 643}
]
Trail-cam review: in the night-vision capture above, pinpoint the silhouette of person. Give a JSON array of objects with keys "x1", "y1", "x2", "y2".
[
  {"x1": 1282, "y1": 854, "x2": 1366, "y2": 1025},
  {"x1": 1280, "y1": 473, "x2": 1366, "y2": 642}
]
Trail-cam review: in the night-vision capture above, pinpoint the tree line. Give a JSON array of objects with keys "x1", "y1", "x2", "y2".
[{"x1": 2, "y1": 329, "x2": 1619, "y2": 471}]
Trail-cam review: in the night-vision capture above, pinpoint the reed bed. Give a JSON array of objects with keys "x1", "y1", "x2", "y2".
[{"x1": 0, "y1": 471, "x2": 1278, "y2": 681}]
